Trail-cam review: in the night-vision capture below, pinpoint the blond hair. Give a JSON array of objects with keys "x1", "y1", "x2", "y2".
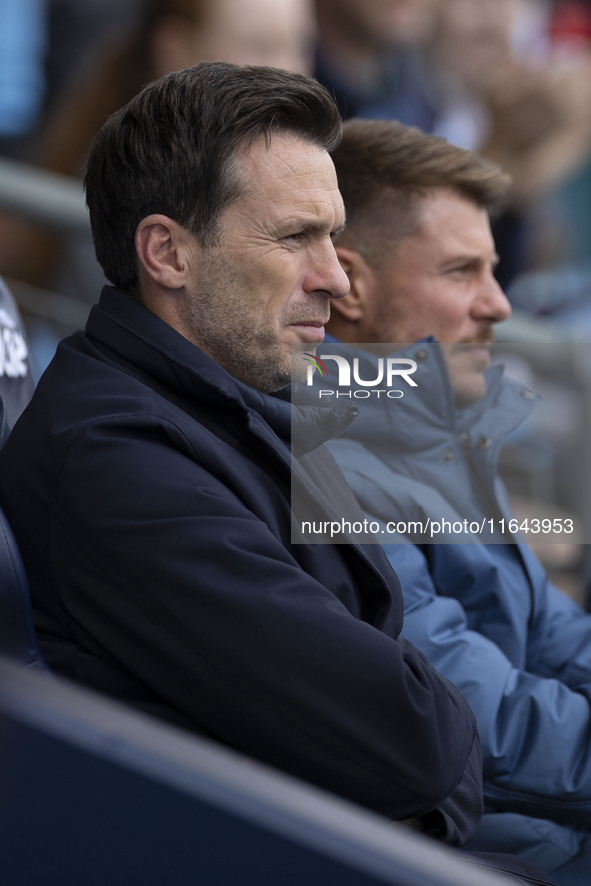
[{"x1": 332, "y1": 119, "x2": 511, "y2": 266}]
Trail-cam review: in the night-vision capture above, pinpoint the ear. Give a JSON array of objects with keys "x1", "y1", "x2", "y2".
[
  {"x1": 330, "y1": 246, "x2": 373, "y2": 322},
  {"x1": 135, "y1": 215, "x2": 192, "y2": 291}
]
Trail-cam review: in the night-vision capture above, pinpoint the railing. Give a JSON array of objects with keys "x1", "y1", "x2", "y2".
[
  {"x1": 0, "y1": 157, "x2": 89, "y2": 233},
  {"x1": 0, "y1": 158, "x2": 92, "y2": 331}
]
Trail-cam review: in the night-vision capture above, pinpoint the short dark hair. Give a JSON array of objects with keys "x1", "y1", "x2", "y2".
[
  {"x1": 331, "y1": 119, "x2": 512, "y2": 267},
  {"x1": 84, "y1": 62, "x2": 342, "y2": 291}
]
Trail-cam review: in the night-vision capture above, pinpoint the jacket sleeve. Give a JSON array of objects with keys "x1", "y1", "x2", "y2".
[
  {"x1": 385, "y1": 541, "x2": 591, "y2": 829},
  {"x1": 521, "y1": 543, "x2": 591, "y2": 689},
  {"x1": 47, "y1": 416, "x2": 479, "y2": 829}
]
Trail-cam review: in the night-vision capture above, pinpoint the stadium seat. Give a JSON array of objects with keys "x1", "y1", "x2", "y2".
[
  {"x1": 0, "y1": 658, "x2": 514, "y2": 886},
  {"x1": 0, "y1": 502, "x2": 49, "y2": 671}
]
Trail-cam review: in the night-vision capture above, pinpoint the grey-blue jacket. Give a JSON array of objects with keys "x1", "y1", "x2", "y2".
[{"x1": 325, "y1": 340, "x2": 591, "y2": 878}]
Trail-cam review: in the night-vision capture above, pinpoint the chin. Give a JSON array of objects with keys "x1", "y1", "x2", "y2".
[
  {"x1": 289, "y1": 347, "x2": 314, "y2": 386},
  {"x1": 453, "y1": 378, "x2": 487, "y2": 408}
]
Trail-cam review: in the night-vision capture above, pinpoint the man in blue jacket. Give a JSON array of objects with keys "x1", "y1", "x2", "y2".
[
  {"x1": 325, "y1": 117, "x2": 591, "y2": 882},
  {"x1": 0, "y1": 62, "x2": 490, "y2": 852}
]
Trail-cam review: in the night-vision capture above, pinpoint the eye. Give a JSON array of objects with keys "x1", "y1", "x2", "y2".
[
  {"x1": 450, "y1": 262, "x2": 477, "y2": 277},
  {"x1": 284, "y1": 231, "x2": 304, "y2": 243}
]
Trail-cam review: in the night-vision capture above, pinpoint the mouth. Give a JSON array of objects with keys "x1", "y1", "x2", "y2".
[
  {"x1": 288, "y1": 321, "x2": 327, "y2": 342},
  {"x1": 452, "y1": 332, "x2": 495, "y2": 354},
  {"x1": 460, "y1": 341, "x2": 492, "y2": 353},
  {"x1": 464, "y1": 329, "x2": 495, "y2": 345},
  {"x1": 449, "y1": 341, "x2": 493, "y2": 373}
]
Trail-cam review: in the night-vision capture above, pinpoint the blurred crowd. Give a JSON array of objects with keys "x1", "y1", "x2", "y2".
[{"x1": 2, "y1": 0, "x2": 591, "y2": 348}]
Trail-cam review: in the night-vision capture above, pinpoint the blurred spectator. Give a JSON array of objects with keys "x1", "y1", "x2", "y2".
[
  {"x1": 428, "y1": 0, "x2": 591, "y2": 198},
  {"x1": 550, "y1": 0, "x2": 591, "y2": 55},
  {"x1": 0, "y1": 0, "x2": 47, "y2": 159},
  {"x1": 0, "y1": 0, "x2": 316, "y2": 368},
  {"x1": 22, "y1": 0, "x2": 315, "y2": 187},
  {"x1": 0, "y1": 0, "x2": 144, "y2": 161},
  {"x1": 23, "y1": 0, "x2": 314, "y2": 195},
  {"x1": 42, "y1": 0, "x2": 143, "y2": 119},
  {"x1": 314, "y1": 0, "x2": 439, "y2": 127},
  {"x1": 426, "y1": 0, "x2": 591, "y2": 284},
  {"x1": 314, "y1": 0, "x2": 591, "y2": 288}
]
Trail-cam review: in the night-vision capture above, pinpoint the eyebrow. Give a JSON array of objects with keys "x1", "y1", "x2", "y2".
[
  {"x1": 441, "y1": 252, "x2": 500, "y2": 269},
  {"x1": 286, "y1": 219, "x2": 346, "y2": 238}
]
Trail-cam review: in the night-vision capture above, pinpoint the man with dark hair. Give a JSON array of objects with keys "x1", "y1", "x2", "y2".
[
  {"x1": 0, "y1": 62, "x2": 484, "y2": 850},
  {"x1": 324, "y1": 118, "x2": 591, "y2": 881}
]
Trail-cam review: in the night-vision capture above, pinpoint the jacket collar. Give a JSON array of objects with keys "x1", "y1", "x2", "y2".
[
  {"x1": 88, "y1": 286, "x2": 247, "y2": 405},
  {"x1": 87, "y1": 287, "x2": 358, "y2": 455},
  {"x1": 321, "y1": 334, "x2": 538, "y2": 452}
]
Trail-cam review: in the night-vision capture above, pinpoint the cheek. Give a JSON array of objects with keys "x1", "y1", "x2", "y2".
[
  {"x1": 251, "y1": 281, "x2": 302, "y2": 329},
  {"x1": 270, "y1": 261, "x2": 308, "y2": 309},
  {"x1": 234, "y1": 258, "x2": 290, "y2": 314},
  {"x1": 428, "y1": 296, "x2": 475, "y2": 343}
]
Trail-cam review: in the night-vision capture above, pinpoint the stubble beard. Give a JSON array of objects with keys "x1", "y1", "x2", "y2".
[{"x1": 181, "y1": 255, "x2": 291, "y2": 394}]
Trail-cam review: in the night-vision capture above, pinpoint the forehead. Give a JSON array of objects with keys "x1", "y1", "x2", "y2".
[
  {"x1": 408, "y1": 188, "x2": 493, "y2": 254},
  {"x1": 231, "y1": 133, "x2": 345, "y2": 225}
]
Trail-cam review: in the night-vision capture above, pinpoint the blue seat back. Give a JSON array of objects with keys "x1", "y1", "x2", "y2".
[
  {"x1": 0, "y1": 502, "x2": 49, "y2": 671},
  {"x1": 0, "y1": 387, "x2": 49, "y2": 672}
]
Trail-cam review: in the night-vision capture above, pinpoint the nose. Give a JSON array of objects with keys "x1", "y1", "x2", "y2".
[
  {"x1": 330, "y1": 251, "x2": 352, "y2": 300},
  {"x1": 471, "y1": 272, "x2": 512, "y2": 324},
  {"x1": 305, "y1": 241, "x2": 351, "y2": 300}
]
